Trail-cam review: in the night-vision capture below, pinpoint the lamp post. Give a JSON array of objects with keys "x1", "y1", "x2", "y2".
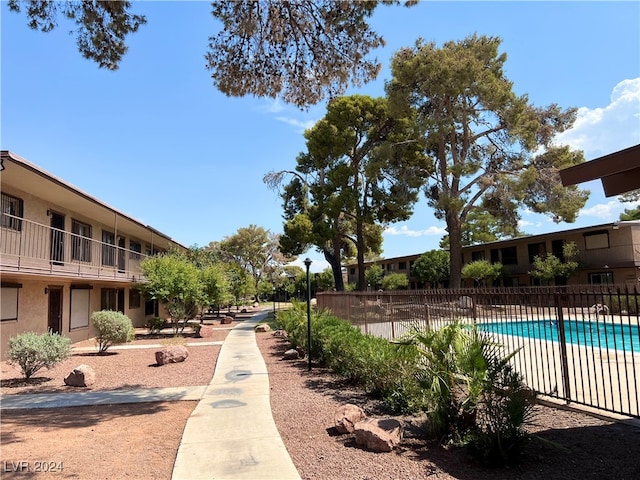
[
  {"x1": 272, "y1": 281, "x2": 276, "y2": 316},
  {"x1": 304, "y1": 257, "x2": 312, "y2": 371}
]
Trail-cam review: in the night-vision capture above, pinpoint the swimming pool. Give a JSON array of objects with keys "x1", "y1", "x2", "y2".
[{"x1": 479, "y1": 319, "x2": 640, "y2": 353}]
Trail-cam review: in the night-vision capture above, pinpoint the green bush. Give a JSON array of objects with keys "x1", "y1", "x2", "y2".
[
  {"x1": 146, "y1": 316, "x2": 167, "y2": 334},
  {"x1": 92, "y1": 310, "x2": 135, "y2": 353},
  {"x1": 8, "y1": 331, "x2": 71, "y2": 379}
]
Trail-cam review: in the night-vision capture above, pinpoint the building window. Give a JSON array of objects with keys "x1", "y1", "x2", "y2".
[
  {"x1": 527, "y1": 242, "x2": 546, "y2": 264},
  {"x1": 589, "y1": 272, "x2": 613, "y2": 285},
  {"x1": 129, "y1": 240, "x2": 142, "y2": 259},
  {"x1": 102, "y1": 231, "x2": 115, "y2": 266},
  {"x1": 1, "y1": 282, "x2": 22, "y2": 321},
  {"x1": 398, "y1": 261, "x2": 407, "y2": 270},
  {"x1": 145, "y1": 298, "x2": 158, "y2": 316},
  {"x1": 129, "y1": 289, "x2": 141, "y2": 309},
  {"x1": 584, "y1": 231, "x2": 609, "y2": 250},
  {"x1": 386, "y1": 263, "x2": 393, "y2": 271},
  {"x1": 500, "y1": 246, "x2": 518, "y2": 265},
  {"x1": 490, "y1": 249, "x2": 500, "y2": 263},
  {"x1": 551, "y1": 239, "x2": 565, "y2": 260},
  {"x1": 101, "y1": 288, "x2": 124, "y2": 312},
  {"x1": 70, "y1": 286, "x2": 91, "y2": 329},
  {"x1": 471, "y1": 251, "x2": 485, "y2": 262},
  {"x1": 72, "y1": 220, "x2": 92, "y2": 262},
  {"x1": 1, "y1": 193, "x2": 23, "y2": 231},
  {"x1": 349, "y1": 267, "x2": 355, "y2": 275}
]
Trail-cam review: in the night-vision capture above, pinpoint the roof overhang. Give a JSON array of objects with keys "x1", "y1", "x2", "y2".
[
  {"x1": 0, "y1": 150, "x2": 186, "y2": 251},
  {"x1": 559, "y1": 144, "x2": 640, "y2": 197}
]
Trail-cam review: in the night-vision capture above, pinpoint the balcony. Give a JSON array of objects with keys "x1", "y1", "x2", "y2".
[{"x1": 1, "y1": 215, "x2": 151, "y2": 282}]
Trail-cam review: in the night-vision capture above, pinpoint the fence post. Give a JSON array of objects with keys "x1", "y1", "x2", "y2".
[{"x1": 555, "y1": 292, "x2": 572, "y2": 404}]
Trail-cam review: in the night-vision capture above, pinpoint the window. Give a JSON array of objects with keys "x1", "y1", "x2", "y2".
[
  {"x1": 398, "y1": 261, "x2": 407, "y2": 270},
  {"x1": 490, "y1": 249, "x2": 500, "y2": 263},
  {"x1": 70, "y1": 286, "x2": 92, "y2": 329},
  {"x1": 1, "y1": 282, "x2": 22, "y2": 321},
  {"x1": 551, "y1": 239, "x2": 565, "y2": 260},
  {"x1": 386, "y1": 263, "x2": 393, "y2": 271},
  {"x1": 101, "y1": 288, "x2": 124, "y2": 312},
  {"x1": 527, "y1": 242, "x2": 546, "y2": 264},
  {"x1": 1, "y1": 193, "x2": 23, "y2": 231},
  {"x1": 72, "y1": 220, "x2": 92, "y2": 262},
  {"x1": 584, "y1": 231, "x2": 609, "y2": 250},
  {"x1": 471, "y1": 251, "x2": 485, "y2": 261},
  {"x1": 129, "y1": 240, "x2": 142, "y2": 259},
  {"x1": 145, "y1": 298, "x2": 158, "y2": 316},
  {"x1": 500, "y1": 246, "x2": 518, "y2": 265},
  {"x1": 589, "y1": 272, "x2": 613, "y2": 285},
  {"x1": 129, "y1": 289, "x2": 141, "y2": 309},
  {"x1": 102, "y1": 231, "x2": 115, "y2": 266},
  {"x1": 349, "y1": 268, "x2": 355, "y2": 275}
]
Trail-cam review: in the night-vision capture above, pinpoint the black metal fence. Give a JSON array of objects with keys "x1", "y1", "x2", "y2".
[{"x1": 317, "y1": 285, "x2": 640, "y2": 419}]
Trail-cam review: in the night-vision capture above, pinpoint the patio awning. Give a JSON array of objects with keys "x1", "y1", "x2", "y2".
[{"x1": 559, "y1": 144, "x2": 640, "y2": 197}]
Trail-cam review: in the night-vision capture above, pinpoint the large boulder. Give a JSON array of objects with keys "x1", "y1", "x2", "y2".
[
  {"x1": 221, "y1": 316, "x2": 233, "y2": 325},
  {"x1": 155, "y1": 345, "x2": 189, "y2": 365},
  {"x1": 354, "y1": 418, "x2": 403, "y2": 452},
  {"x1": 64, "y1": 364, "x2": 96, "y2": 387},
  {"x1": 199, "y1": 325, "x2": 215, "y2": 338},
  {"x1": 255, "y1": 323, "x2": 271, "y2": 332},
  {"x1": 334, "y1": 404, "x2": 367, "y2": 434}
]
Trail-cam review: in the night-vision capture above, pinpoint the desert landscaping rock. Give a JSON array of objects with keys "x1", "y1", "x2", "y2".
[
  {"x1": 221, "y1": 316, "x2": 233, "y2": 324},
  {"x1": 353, "y1": 418, "x2": 403, "y2": 452},
  {"x1": 255, "y1": 323, "x2": 271, "y2": 332},
  {"x1": 282, "y1": 348, "x2": 300, "y2": 360},
  {"x1": 334, "y1": 403, "x2": 367, "y2": 434},
  {"x1": 64, "y1": 364, "x2": 96, "y2": 387},
  {"x1": 155, "y1": 345, "x2": 189, "y2": 365},
  {"x1": 199, "y1": 325, "x2": 215, "y2": 338}
]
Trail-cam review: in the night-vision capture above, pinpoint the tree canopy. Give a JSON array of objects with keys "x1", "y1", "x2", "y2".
[
  {"x1": 265, "y1": 94, "x2": 428, "y2": 290},
  {"x1": 412, "y1": 249, "x2": 450, "y2": 288},
  {"x1": 9, "y1": 0, "x2": 418, "y2": 108},
  {"x1": 218, "y1": 224, "x2": 290, "y2": 300},
  {"x1": 386, "y1": 34, "x2": 589, "y2": 287}
]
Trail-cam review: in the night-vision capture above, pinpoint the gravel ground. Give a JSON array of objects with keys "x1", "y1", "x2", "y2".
[
  {"x1": 2, "y1": 319, "x2": 640, "y2": 480},
  {"x1": 256, "y1": 330, "x2": 640, "y2": 480}
]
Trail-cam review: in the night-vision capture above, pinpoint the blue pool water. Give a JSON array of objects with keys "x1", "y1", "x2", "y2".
[{"x1": 480, "y1": 319, "x2": 640, "y2": 353}]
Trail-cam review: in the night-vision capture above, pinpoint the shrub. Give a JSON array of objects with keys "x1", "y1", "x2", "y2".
[
  {"x1": 92, "y1": 310, "x2": 135, "y2": 353},
  {"x1": 146, "y1": 317, "x2": 166, "y2": 334},
  {"x1": 8, "y1": 331, "x2": 71, "y2": 379}
]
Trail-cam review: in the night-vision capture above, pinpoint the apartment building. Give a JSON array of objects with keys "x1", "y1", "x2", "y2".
[
  {"x1": 1, "y1": 151, "x2": 185, "y2": 351},
  {"x1": 346, "y1": 221, "x2": 640, "y2": 288}
]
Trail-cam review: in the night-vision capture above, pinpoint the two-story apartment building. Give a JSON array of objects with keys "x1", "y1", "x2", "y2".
[
  {"x1": 346, "y1": 221, "x2": 640, "y2": 288},
  {"x1": 1, "y1": 151, "x2": 186, "y2": 351}
]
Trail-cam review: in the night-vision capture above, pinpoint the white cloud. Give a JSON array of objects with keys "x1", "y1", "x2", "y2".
[
  {"x1": 555, "y1": 78, "x2": 640, "y2": 158},
  {"x1": 579, "y1": 197, "x2": 640, "y2": 221},
  {"x1": 275, "y1": 116, "x2": 317, "y2": 132},
  {"x1": 384, "y1": 224, "x2": 447, "y2": 237}
]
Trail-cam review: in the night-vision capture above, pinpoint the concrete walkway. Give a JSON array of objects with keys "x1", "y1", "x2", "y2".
[
  {"x1": 171, "y1": 312, "x2": 301, "y2": 480},
  {"x1": 1, "y1": 311, "x2": 301, "y2": 480}
]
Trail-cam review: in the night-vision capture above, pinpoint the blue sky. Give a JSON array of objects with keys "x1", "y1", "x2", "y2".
[{"x1": 2, "y1": 1, "x2": 639, "y2": 272}]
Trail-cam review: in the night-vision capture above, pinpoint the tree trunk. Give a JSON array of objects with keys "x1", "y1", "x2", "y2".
[
  {"x1": 323, "y1": 248, "x2": 344, "y2": 291},
  {"x1": 447, "y1": 211, "x2": 463, "y2": 288}
]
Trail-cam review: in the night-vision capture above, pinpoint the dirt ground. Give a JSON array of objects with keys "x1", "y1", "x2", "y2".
[{"x1": 1, "y1": 320, "x2": 640, "y2": 480}]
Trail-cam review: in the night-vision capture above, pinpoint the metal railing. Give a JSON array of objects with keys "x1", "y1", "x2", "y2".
[
  {"x1": 317, "y1": 285, "x2": 640, "y2": 419},
  {"x1": 1, "y1": 214, "x2": 151, "y2": 281}
]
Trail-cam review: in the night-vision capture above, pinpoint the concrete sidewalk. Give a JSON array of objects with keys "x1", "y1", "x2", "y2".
[{"x1": 171, "y1": 312, "x2": 301, "y2": 480}]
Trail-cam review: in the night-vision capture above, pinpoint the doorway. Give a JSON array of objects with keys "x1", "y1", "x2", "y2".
[
  {"x1": 50, "y1": 212, "x2": 65, "y2": 265},
  {"x1": 47, "y1": 286, "x2": 63, "y2": 334}
]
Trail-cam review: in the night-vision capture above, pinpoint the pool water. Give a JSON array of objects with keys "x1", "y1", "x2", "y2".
[{"x1": 480, "y1": 319, "x2": 640, "y2": 353}]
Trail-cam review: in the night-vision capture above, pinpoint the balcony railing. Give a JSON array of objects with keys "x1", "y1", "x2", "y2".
[{"x1": 1, "y1": 214, "x2": 151, "y2": 281}]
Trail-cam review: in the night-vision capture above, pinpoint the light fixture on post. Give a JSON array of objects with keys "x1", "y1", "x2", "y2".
[
  {"x1": 304, "y1": 257, "x2": 312, "y2": 371},
  {"x1": 272, "y1": 280, "x2": 276, "y2": 316}
]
